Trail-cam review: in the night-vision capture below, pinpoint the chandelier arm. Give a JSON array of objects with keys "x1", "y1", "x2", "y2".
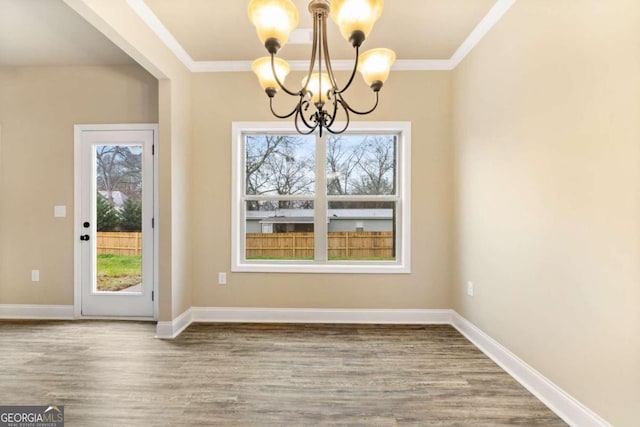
[
  {"x1": 269, "y1": 96, "x2": 299, "y2": 119},
  {"x1": 324, "y1": 93, "x2": 340, "y2": 129},
  {"x1": 317, "y1": 12, "x2": 324, "y2": 101},
  {"x1": 340, "y1": 91, "x2": 380, "y2": 115},
  {"x1": 326, "y1": 100, "x2": 350, "y2": 135},
  {"x1": 334, "y1": 46, "x2": 360, "y2": 94},
  {"x1": 319, "y1": 17, "x2": 359, "y2": 95},
  {"x1": 298, "y1": 100, "x2": 317, "y2": 130},
  {"x1": 300, "y1": 12, "x2": 320, "y2": 92},
  {"x1": 294, "y1": 105, "x2": 318, "y2": 135},
  {"x1": 320, "y1": 13, "x2": 339, "y2": 91},
  {"x1": 270, "y1": 54, "x2": 300, "y2": 97}
]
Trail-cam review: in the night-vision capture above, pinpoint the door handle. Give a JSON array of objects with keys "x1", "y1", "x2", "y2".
[{"x1": 80, "y1": 234, "x2": 90, "y2": 241}]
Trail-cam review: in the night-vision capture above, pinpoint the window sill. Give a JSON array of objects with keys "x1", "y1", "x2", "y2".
[{"x1": 231, "y1": 261, "x2": 411, "y2": 274}]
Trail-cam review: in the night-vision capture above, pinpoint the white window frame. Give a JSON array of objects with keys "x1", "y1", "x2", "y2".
[{"x1": 231, "y1": 121, "x2": 411, "y2": 274}]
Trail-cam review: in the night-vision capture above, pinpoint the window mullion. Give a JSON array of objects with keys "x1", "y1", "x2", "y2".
[{"x1": 314, "y1": 133, "x2": 328, "y2": 262}]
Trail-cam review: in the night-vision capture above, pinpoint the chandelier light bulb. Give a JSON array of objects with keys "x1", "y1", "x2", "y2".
[
  {"x1": 305, "y1": 73, "x2": 333, "y2": 104},
  {"x1": 358, "y1": 48, "x2": 396, "y2": 88},
  {"x1": 252, "y1": 57, "x2": 291, "y2": 91},
  {"x1": 248, "y1": 0, "x2": 299, "y2": 50},
  {"x1": 330, "y1": 0, "x2": 383, "y2": 43}
]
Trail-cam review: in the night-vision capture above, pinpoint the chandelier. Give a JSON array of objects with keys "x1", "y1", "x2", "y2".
[{"x1": 248, "y1": 0, "x2": 395, "y2": 136}]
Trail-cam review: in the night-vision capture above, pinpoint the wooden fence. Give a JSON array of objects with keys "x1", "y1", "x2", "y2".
[
  {"x1": 246, "y1": 232, "x2": 394, "y2": 260},
  {"x1": 97, "y1": 232, "x2": 142, "y2": 256},
  {"x1": 97, "y1": 231, "x2": 393, "y2": 259}
]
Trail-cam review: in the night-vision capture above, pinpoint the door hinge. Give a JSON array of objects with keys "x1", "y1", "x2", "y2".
[
  {"x1": 152, "y1": 291, "x2": 155, "y2": 301},
  {"x1": 152, "y1": 217, "x2": 155, "y2": 228},
  {"x1": 152, "y1": 144, "x2": 155, "y2": 155}
]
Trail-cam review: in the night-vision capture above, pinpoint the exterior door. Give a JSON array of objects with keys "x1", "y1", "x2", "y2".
[{"x1": 76, "y1": 126, "x2": 156, "y2": 317}]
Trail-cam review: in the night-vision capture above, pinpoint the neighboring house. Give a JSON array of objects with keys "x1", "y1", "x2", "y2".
[
  {"x1": 99, "y1": 190, "x2": 128, "y2": 210},
  {"x1": 246, "y1": 209, "x2": 393, "y2": 234}
]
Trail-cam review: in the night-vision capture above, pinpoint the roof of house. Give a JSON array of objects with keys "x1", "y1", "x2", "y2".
[
  {"x1": 99, "y1": 190, "x2": 128, "y2": 208},
  {"x1": 247, "y1": 209, "x2": 393, "y2": 221}
]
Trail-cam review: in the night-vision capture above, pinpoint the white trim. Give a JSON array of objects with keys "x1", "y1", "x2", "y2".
[
  {"x1": 449, "y1": 0, "x2": 517, "y2": 68},
  {"x1": 73, "y1": 124, "x2": 159, "y2": 320},
  {"x1": 155, "y1": 308, "x2": 193, "y2": 339},
  {"x1": 128, "y1": 0, "x2": 516, "y2": 73},
  {"x1": 451, "y1": 312, "x2": 611, "y2": 427},
  {"x1": 74, "y1": 126, "x2": 82, "y2": 318},
  {"x1": 155, "y1": 308, "x2": 451, "y2": 337},
  {"x1": 126, "y1": 0, "x2": 196, "y2": 70},
  {"x1": 191, "y1": 59, "x2": 455, "y2": 73},
  {"x1": 191, "y1": 307, "x2": 452, "y2": 324},
  {"x1": 0, "y1": 305, "x2": 75, "y2": 320}
]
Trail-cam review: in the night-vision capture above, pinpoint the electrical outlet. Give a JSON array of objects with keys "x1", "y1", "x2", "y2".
[
  {"x1": 467, "y1": 281, "x2": 474, "y2": 296},
  {"x1": 218, "y1": 272, "x2": 227, "y2": 285},
  {"x1": 32, "y1": 270, "x2": 40, "y2": 282}
]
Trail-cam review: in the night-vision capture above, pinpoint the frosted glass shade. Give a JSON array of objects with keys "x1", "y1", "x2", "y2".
[
  {"x1": 305, "y1": 73, "x2": 332, "y2": 104},
  {"x1": 358, "y1": 48, "x2": 395, "y2": 86},
  {"x1": 330, "y1": 0, "x2": 383, "y2": 41},
  {"x1": 248, "y1": 0, "x2": 299, "y2": 47},
  {"x1": 252, "y1": 57, "x2": 291, "y2": 90}
]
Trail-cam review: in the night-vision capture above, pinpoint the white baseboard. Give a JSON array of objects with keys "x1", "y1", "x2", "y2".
[
  {"x1": 0, "y1": 304, "x2": 74, "y2": 320},
  {"x1": 155, "y1": 307, "x2": 451, "y2": 339},
  {"x1": 155, "y1": 307, "x2": 192, "y2": 339},
  {"x1": 451, "y1": 312, "x2": 610, "y2": 427},
  {"x1": 190, "y1": 307, "x2": 453, "y2": 324}
]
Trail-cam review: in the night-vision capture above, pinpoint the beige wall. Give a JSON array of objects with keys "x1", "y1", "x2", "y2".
[
  {"x1": 165, "y1": 76, "x2": 193, "y2": 319},
  {"x1": 190, "y1": 71, "x2": 453, "y2": 309},
  {"x1": 452, "y1": 1, "x2": 640, "y2": 425},
  {"x1": 0, "y1": 65, "x2": 158, "y2": 304}
]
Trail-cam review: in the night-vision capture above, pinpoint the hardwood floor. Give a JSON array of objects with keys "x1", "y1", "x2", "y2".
[{"x1": 0, "y1": 321, "x2": 565, "y2": 426}]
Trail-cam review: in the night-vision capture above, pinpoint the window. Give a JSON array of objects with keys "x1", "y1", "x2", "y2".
[{"x1": 232, "y1": 122, "x2": 411, "y2": 273}]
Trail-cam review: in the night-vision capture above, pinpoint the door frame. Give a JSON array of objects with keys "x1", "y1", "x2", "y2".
[{"x1": 73, "y1": 124, "x2": 159, "y2": 320}]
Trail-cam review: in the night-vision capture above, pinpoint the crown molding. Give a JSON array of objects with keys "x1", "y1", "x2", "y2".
[
  {"x1": 126, "y1": 0, "x2": 196, "y2": 70},
  {"x1": 449, "y1": 0, "x2": 516, "y2": 68},
  {"x1": 191, "y1": 59, "x2": 454, "y2": 73},
  {"x1": 128, "y1": 0, "x2": 517, "y2": 73}
]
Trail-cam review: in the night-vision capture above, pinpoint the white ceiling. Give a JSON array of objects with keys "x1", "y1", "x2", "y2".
[
  {"x1": 0, "y1": 0, "x2": 133, "y2": 66},
  {"x1": 144, "y1": 0, "x2": 496, "y2": 61},
  {"x1": 0, "y1": 0, "x2": 515, "y2": 71},
  {"x1": 132, "y1": 0, "x2": 516, "y2": 72}
]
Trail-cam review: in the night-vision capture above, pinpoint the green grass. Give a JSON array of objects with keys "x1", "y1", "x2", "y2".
[{"x1": 96, "y1": 254, "x2": 142, "y2": 292}]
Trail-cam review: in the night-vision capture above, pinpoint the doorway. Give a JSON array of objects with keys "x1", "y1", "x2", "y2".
[{"x1": 74, "y1": 124, "x2": 157, "y2": 318}]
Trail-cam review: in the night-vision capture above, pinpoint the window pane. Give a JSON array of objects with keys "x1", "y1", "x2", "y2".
[
  {"x1": 327, "y1": 201, "x2": 396, "y2": 261},
  {"x1": 95, "y1": 144, "x2": 143, "y2": 293},
  {"x1": 245, "y1": 201, "x2": 314, "y2": 260},
  {"x1": 246, "y1": 134, "x2": 315, "y2": 196},
  {"x1": 326, "y1": 135, "x2": 396, "y2": 196}
]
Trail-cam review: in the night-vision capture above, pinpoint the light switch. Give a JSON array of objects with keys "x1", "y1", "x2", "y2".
[{"x1": 54, "y1": 205, "x2": 66, "y2": 218}]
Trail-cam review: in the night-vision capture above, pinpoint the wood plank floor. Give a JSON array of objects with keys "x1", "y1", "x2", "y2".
[{"x1": 0, "y1": 321, "x2": 565, "y2": 426}]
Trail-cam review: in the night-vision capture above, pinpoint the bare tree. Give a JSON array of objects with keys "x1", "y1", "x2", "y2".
[
  {"x1": 326, "y1": 136, "x2": 364, "y2": 195},
  {"x1": 96, "y1": 146, "x2": 142, "y2": 201},
  {"x1": 245, "y1": 135, "x2": 315, "y2": 210},
  {"x1": 353, "y1": 136, "x2": 395, "y2": 195}
]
